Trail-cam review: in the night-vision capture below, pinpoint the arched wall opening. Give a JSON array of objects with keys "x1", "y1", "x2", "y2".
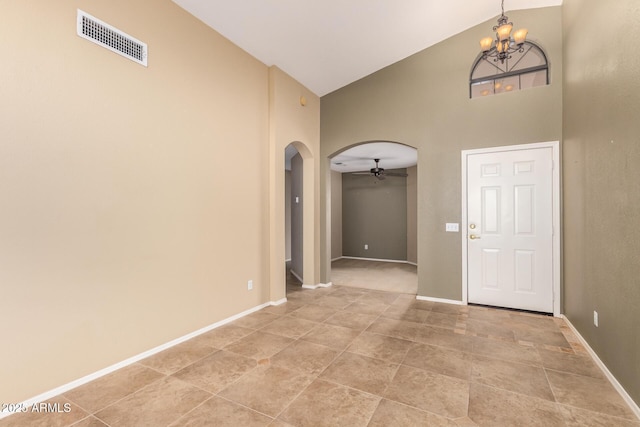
[
  {"x1": 284, "y1": 141, "x2": 316, "y2": 290},
  {"x1": 267, "y1": 66, "x2": 321, "y2": 304},
  {"x1": 270, "y1": 137, "x2": 323, "y2": 306},
  {"x1": 324, "y1": 141, "x2": 418, "y2": 292}
]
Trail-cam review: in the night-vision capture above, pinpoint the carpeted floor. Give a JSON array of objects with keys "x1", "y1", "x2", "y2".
[{"x1": 330, "y1": 258, "x2": 417, "y2": 294}]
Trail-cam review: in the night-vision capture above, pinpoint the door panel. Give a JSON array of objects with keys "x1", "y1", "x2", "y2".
[
  {"x1": 482, "y1": 187, "x2": 501, "y2": 233},
  {"x1": 482, "y1": 249, "x2": 500, "y2": 289},
  {"x1": 467, "y1": 147, "x2": 553, "y2": 313}
]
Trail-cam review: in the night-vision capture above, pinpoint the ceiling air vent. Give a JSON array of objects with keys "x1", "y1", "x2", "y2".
[{"x1": 77, "y1": 10, "x2": 148, "y2": 67}]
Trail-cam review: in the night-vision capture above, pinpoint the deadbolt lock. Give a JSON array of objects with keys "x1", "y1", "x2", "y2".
[{"x1": 469, "y1": 224, "x2": 476, "y2": 229}]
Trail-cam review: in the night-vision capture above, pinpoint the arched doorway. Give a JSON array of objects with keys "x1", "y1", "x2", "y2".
[
  {"x1": 326, "y1": 141, "x2": 418, "y2": 294},
  {"x1": 270, "y1": 139, "x2": 322, "y2": 304},
  {"x1": 284, "y1": 143, "x2": 304, "y2": 291}
]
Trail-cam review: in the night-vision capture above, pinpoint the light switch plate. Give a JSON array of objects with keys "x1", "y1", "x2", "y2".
[{"x1": 445, "y1": 223, "x2": 459, "y2": 232}]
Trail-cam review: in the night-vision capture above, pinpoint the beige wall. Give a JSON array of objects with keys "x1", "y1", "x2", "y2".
[
  {"x1": 332, "y1": 166, "x2": 415, "y2": 263},
  {"x1": 320, "y1": 7, "x2": 563, "y2": 298},
  {"x1": 0, "y1": 0, "x2": 321, "y2": 406},
  {"x1": 406, "y1": 166, "x2": 418, "y2": 264},
  {"x1": 268, "y1": 67, "x2": 321, "y2": 295},
  {"x1": 563, "y1": 0, "x2": 640, "y2": 406},
  {"x1": 330, "y1": 170, "x2": 343, "y2": 259}
]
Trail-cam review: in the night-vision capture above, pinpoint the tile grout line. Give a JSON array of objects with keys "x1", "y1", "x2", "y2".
[
  {"x1": 61, "y1": 363, "x2": 171, "y2": 424},
  {"x1": 48, "y1": 280, "x2": 632, "y2": 426},
  {"x1": 271, "y1": 286, "x2": 389, "y2": 423}
]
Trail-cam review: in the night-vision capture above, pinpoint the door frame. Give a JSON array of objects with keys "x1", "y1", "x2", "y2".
[{"x1": 461, "y1": 141, "x2": 561, "y2": 316}]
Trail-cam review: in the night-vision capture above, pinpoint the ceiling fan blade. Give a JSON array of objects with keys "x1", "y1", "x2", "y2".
[{"x1": 348, "y1": 159, "x2": 407, "y2": 179}]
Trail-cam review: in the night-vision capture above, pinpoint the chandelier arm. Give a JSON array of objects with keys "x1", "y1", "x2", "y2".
[
  {"x1": 482, "y1": 49, "x2": 510, "y2": 69},
  {"x1": 486, "y1": 41, "x2": 529, "y2": 65},
  {"x1": 495, "y1": 53, "x2": 512, "y2": 63}
]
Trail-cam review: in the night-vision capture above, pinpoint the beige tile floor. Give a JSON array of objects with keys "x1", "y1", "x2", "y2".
[{"x1": 2, "y1": 274, "x2": 639, "y2": 426}]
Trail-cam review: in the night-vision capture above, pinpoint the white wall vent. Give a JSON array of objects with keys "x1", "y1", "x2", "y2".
[{"x1": 77, "y1": 10, "x2": 148, "y2": 67}]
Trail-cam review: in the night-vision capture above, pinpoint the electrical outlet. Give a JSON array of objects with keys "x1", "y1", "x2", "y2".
[
  {"x1": 364, "y1": 244, "x2": 368, "y2": 250},
  {"x1": 248, "y1": 280, "x2": 253, "y2": 291},
  {"x1": 593, "y1": 310, "x2": 598, "y2": 327}
]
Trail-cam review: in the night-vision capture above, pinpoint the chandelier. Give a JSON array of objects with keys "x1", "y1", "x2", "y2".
[{"x1": 479, "y1": 0, "x2": 528, "y2": 64}]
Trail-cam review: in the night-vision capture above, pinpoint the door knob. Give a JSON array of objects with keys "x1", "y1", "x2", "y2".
[{"x1": 469, "y1": 234, "x2": 481, "y2": 240}]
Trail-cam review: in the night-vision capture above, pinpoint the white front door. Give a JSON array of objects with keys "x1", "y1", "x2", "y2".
[{"x1": 466, "y1": 145, "x2": 554, "y2": 313}]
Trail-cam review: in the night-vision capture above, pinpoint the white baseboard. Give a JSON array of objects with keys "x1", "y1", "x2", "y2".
[
  {"x1": 0, "y1": 299, "x2": 283, "y2": 420},
  {"x1": 561, "y1": 316, "x2": 640, "y2": 419},
  {"x1": 290, "y1": 271, "x2": 333, "y2": 290},
  {"x1": 406, "y1": 261, "x2": 418, "y2": 266},
  {"x1": 302, "y1": 282, "x2": 333, "y2": 290},
  {"x1": 416, "y1": 295, "x2": 466, "y2": 305},
  {"x1": 339, "y1": 256, "x2": 413, "y2": 264},
  {"x1": 331, "y1": 256, "x2": 342, "y2": 262}
]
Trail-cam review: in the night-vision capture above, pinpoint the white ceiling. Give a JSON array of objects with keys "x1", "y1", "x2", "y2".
[
  {"x1": 173, "y1": 1, "x2": 561, "y2": 170},
  {"x1": 172, "y1": 0, "x2": 562, "y2": 97},
  {"x1": 284, "y1": 142, "x2": 417, "y2": 172},
  {"x1": 331, "y1": 142, "x2": 417, "y2": 173}
]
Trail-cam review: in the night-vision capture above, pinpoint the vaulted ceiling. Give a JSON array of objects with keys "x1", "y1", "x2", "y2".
[
  {"x1": 172, "y1": 0, "x2": 562, "y2": 96},
  {"x1": 173, "y1": 1, "x2": 562, "y2": 169}
]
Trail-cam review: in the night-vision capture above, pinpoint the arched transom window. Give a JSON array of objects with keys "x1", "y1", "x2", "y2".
[{"x1": 470, "y1": 40, "x2": 549, "y2": 98}]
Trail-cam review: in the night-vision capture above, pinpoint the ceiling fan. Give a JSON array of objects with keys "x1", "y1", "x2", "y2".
[{"x1": 351, "y1": 158, "x2": 408, "y2": 180}]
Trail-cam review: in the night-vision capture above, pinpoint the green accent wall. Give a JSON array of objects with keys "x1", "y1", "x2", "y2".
[
  {"x1": 563, "y1": 0, "x2": 640, "y2": 406},
  {"x1": 342, "y1": 170, "x2": 408, "y2": 260},
  {"x1": 290, "y1": 153, "x2": 304, "y2": 278},
  {"x1": 320, "y1": 6, "x2": 563, "y2": 301}
]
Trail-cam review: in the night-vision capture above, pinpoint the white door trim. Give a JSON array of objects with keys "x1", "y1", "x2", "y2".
[{"x1": 461, "y1": 141, "x2": 561, "y2": 316}]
